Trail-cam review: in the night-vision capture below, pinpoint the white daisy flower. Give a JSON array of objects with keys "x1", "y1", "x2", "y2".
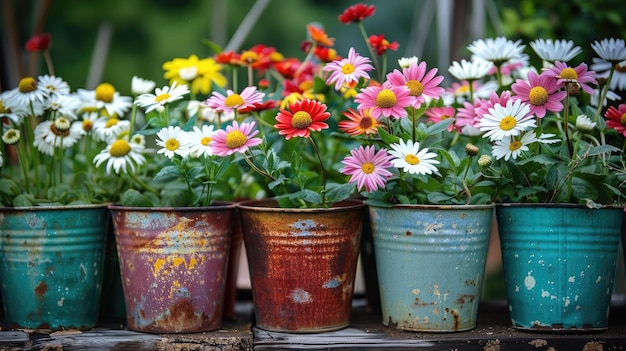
[
  {"x1": 33, "y1": 120, "x2": 83, "y2": 155},
  {"x1": 187, "y1": 100, "x2": 235, "y2": 123},
  {"x1": 77, "y1": 83, "x2": 133, "y2": 118},
  {"x1": 5, "y1": 77, "x2": 47, "y2": 107},
  {"x1": 0, "y1": 92, "x2": 29, "y2": 126},
  {"x1": 448, "y1": 59, "x2": 493, "y2": 81},
  {"x1": 398, "y1": 56, "x2": 419, "y2": 69},
  {"x1": 92, "y1": 117, "x2": 131, "y2": 142},
  {"x1": 467, "y1": 37, "x2": 526, "y2": 65},
  {"x1": 529, "y1": 39, "x2": 582, "y2": 64},
  {"x1": 491, "y1": 133, "x2": 536, "y2": 161},
  {"x1": 591, "y1": 57, "x2": 626, "y2": 91},
  {"x1": 45, "y1": 93, "x2": 81, "y2": 120},
  {"x1": 156, "y1": 126, "x2": 190, "y2": 159},
  {"x1": 536, "y1": 133, "x2": 560, "y2": 144},
  {"x1": 135, "y1": 82, "x2": 190, "y2": 114},
  {"x1": 188, "y1": 125, "x2": 215, "y2": 157},
  {"x1": 590, "y1": 87, "x2": 621, "y2": 107},
  {"x1": 478, "y1": 99, "x2": 536, "y2": 142},
  {"x1": 93, "y1": 139, "x2": 146, "y2": 175},
  {"x1": 575, "y1": 115, "x2": 596, "y2": 133},
  {"x1": 129, "y1": 133, "x2": 146, "y2": 148},
  {"x1": 388, "y1": 139, "x2": 440, "y2": 175},
  {"x1": 0, "y1": 149, "x2": 3, "y2": 168},
  {"x1": 591, "y1": 38, "x2": 626, "y2": 63},
  {"x1": 131, "y1": 76, "x2": 156, "y2": 96},
  {"x1": 38, "y1": 75, "x2": 71, "y2": 97}
]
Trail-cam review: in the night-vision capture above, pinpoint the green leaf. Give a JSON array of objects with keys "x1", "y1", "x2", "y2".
[
  {"x1": 120, "y1": 189, "x2": 155, "y2": 207},
  {"x1": 588, "y1": 144, "x2": 622, "y2": 156},
  {"x1": 201, "y1": 39, "x2": 223, "y2": 54},
  {"x1": 426, "y1": 119, "x2": 454, "y2": 135},
  {"x1": 324, "y1": 183, "x2": 356, "y2": 204},
  {"x1": 153, "y1": 165, "x2": 182, "y2": 182}
]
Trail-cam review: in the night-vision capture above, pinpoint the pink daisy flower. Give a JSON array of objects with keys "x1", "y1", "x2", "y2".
[
  {"x1": 210, "y1": 120, "x2": 262, "y2": 156},
  {"x1": 323, "y1": 47, "x2": 374, "y2": 91},
  {"x1": 341, "y1": 145, "x2": 394, "y2": 192},
  {"x1": 456, "y1": 98, "x2": 482, "y2": 129},
  {"x1": 543, "y1": 61, "x2": 598, "y2": 95},
  {"x1": 474, "y1": 91, "x2": 512, "y2": 121},
  {"x1": 386, "y1": 61, "x2": 445, "y2": 108},
  {"x1": 511, "y1": 70, "x2": 566, "y2": 118},
  {"x1": 354, "y1": 83, "x2": 413, "y2": 119},
  {"x1": 425, "y1": 106, "x2": 458, "y2": 132},
  {"x1": 205, "y1": 86, "x2": 265, "y2": 113}
]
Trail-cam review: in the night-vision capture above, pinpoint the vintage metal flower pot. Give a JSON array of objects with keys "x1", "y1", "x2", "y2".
[
  {"x1": 238, "y1": 199, "x2": 364, "y2": 333},
  {"x1": 0, "y1": 204, "x2": 109, "y2": 330},
  {"x1": 369, "y1": 203, "x2": 495, "y2": 332},
  {"x1": 496, "y1": 203, "x2": 623, "y2": 331},
  {"x1": 109, "y1": 204, "x2": 234, "y2": 333}
]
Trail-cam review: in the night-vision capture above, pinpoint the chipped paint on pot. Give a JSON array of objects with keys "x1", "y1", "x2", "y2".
[
  {"x1": 109, "y1": 204, "x2": 234, "y2": 333},
  {"x1": 369, "y1": 203, "x2": 494, "y2": 332},
  {"x1": 497, "y1": 203, "x2": 623, "y2": 332},
  {"x1": 238, "y1": 199, "x2": 365, "y2": 333},
  {"x1": 0, "y1": 204, "x2": 109, "y2": 330}
]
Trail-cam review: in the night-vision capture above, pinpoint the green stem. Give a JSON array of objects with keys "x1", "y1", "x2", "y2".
[
  {"x1": 357, "y1": 21, "x2": 379, "y2": 79},
  {"x1": 127, "y1": 171, "x2": 160, "y2": 195},
  {"x1": 563, "y1": 88, "x2": 573, "y2": 158},
  {"x1": 462, "y1": 155, "x2": 473, "y2": 205},
  {"x1": 307, "y1": 136, "x2": 327, "y2": 205},
  {"x1": 15, "y1": 141, "x2": 31, "y2": 193},
  {"x1": 243, "y1": 152, "x2": 275, "y2": 182},
  {"x1": 129, "y1": 103, "x2": 138, "y2": 136},
  {"x1": 43, "y1": 50, "x2": 55, "y2": 76}
]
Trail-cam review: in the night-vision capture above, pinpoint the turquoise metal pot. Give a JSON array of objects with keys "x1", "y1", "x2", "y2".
[
  {"x1": 369, "y1": 203, "x2": 494, "y2": 332},
  {"x1": 496, "y1": 203, "x2": 623, "y2": 332},
  {"x1": 0, "y1": 204, "x2": 109, "y2": 330}
]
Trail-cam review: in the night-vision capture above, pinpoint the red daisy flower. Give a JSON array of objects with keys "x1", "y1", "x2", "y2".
[
  {"x1": 25, "y1": 33, "x2": 51, "y2": 52},
  {"x1": 214, "y1": 51, "x2": 242, "y2": 66},
  {"x1": 604, "y1": 104, "x2": 626, "y2": 137},
  {"x1": 306, "y1": 25, "x2": 335, "y2": 47},
  {"x1": 238, "y1": 100, "x2": 277, "y2": 114},
  {"x1": 368, "y1": 34, "x2": 399, "y2": 55},
  {"x1": 274, "y1": 99, "x2": 330, "y2": 140},
  {"x1": 338, "y1": 3, "x2": 376, "y2": 24}
]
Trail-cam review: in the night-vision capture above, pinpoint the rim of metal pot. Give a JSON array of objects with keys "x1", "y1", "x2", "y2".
[
  {"x1": 236, "y1": 198, "x2": 365, "y2": 213},
  {"x1": 108, "y1": 201, "x2": 236, "y2": 212},
  {"x1": 0, "y1": 203, "x2": 110, "y2": 212},
  {"x1": 498, "y1": 202, "x2": 624, "y2": 210},
  {"x1": 367, "y1": 202, "x2": 496, "y2": 210}
]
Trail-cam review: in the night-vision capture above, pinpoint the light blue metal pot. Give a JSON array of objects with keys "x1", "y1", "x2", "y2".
[
  {"x1": 0, "y1": 204, "x2": 109, "y2": 330},
  {"x1": 496, "y1": 203, "x2": 623, "y2": 331},
  {"x1": 369, "y1": 203, "x2": 495, "y2": 332}
]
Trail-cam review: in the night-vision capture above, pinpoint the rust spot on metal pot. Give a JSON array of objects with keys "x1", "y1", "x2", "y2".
[
  {"x1": 455, "y1": 294, "x2": 475, "y2": 304},
  {"x1": 445, "y1": 307, "x2": 461, "y2": 331},
  {"x1": 405, "y1": 231, "x2": 412, "y2": 236},
  {"x1": 35, "y1": 281, "x2": 48, "y2": 297},
  {"x1": 413, "y1": 297, "x2": 436, "y2": 307},
  {"x1": 465, "y1": 279, "x2": 477, "y2": 286}
]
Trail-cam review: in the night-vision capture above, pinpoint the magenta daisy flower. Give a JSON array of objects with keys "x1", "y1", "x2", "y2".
[
  {"x1": 385, "y1": 61, "x2": 445, "y2": 108},
  {"x1": 425, "y1": 106, "x2": 458, "y2": 132},
  {"x1": 205, "y1": 86, "x2": 264, "y2": 113},
  {"x1": 341, "y1": 145, "x2": 393, "y2": 192},
  {"x1": 323, "y1": 47, "x2": 374, "y2": 91},
  {"x1": 455, "y1": 98, "x2": 482, "y2": 129},
  {"x1": 543, "y1": 61, "x2": 598, "y2": 95},
  {"x1": 511, "y1": 71, "x2": 566, "y2": 118},
  {"x1": 354, "y1": 83, "x2": 413, "y2": 119},
  {"x1": 210, "y1": 120, "x2": 262, "y2": 156},
  {"x1": 474, "y1": 91, "x2": 512, "y2": 121}
]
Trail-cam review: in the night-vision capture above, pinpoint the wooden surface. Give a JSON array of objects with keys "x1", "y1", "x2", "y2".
[{"x1": 1, "y1": 297, "x2": 625, "y2": 350}]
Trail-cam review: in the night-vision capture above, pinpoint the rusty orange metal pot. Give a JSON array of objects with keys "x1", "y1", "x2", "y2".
[{"x1": 238, "y1": 199, "x2": 364, "y2": 333}]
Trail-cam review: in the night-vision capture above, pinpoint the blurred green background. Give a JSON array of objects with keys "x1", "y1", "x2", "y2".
[{"x1": 2, "y1": 0, "x2": 625, "y2": 95}]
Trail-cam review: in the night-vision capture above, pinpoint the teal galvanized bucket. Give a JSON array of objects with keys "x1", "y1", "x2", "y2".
[
  {"x1": 0, "y1": 204, "x2": 109, "y2": 330},
  {"x1": 496, "y1": 203, "x2": 623, "y2": 332},
  {"x1": 369, "y1": 203, "x2": 494, "y2": 332}
]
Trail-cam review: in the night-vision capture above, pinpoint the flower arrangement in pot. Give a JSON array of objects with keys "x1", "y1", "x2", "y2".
[
  {"x1": 452, "y1": 35, "x2": 626, "y2": 331},
  {"x1": 0, "y1": 33, "x2": 125, "y2": 330}
]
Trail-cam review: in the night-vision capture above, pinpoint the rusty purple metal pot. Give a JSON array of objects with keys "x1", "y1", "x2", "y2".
[
  {"x1": 238, "y1": 199, "x2": 364, "y2": 333},
  {"x1": 108, "y1": 204, "x2": 234, "y2": 333}
]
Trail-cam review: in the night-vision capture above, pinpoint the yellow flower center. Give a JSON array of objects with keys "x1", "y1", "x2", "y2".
[
  {"x1": 165, "y1": 138, "x2": 180, "y2": 151},
  {"x1": 621, "y1": 113, "x2": 626, "y2": 126},
  {"x1": 225, "y1": 130, "x2": 247, "y2": 149},
  {"x1": 499, "y1": 116, "x2": 517, "y2": 131},
  {"x1": 560, "y1": 67, "x2": 578, "y2": 80},
  {"x1": 0, "y1": 101, "x2": 10, "y2": 114},
  {"x1": 457, "y1": 85, "x2": 470, "y2": 95},
  {"x1": 95, "y1": 83, "x2": 115, "y2": 103},
  {"x1": 361, "y1": 162, "x2": 375, "y2": 174},
  {"x1": 617, "y1": 63, "x2": 626, "y2": 73},
  {"x1": 18, "y1": 77, "x2": 37, "y2": 93},
  {"x1": 376, "y1": 89, "x2": 397, "y2": 108},
  {"x1": 439, "y1": 114, "x2": 451, "y2": 120},
  {"x1": 155, "y1": 93, "x2": 171, "y2": 102},
  {"x1": 359, "y1": 116, "x2": 374, "y2": 129},
  {"x1": 201, "y1": 136, "x2": 212, "y2": 146},
  {"x1": 292, "y1": 111, "x2": 313, "y2": 129},
  {"x1": 529, "y1": 86, "x2": 549, "y2": 106},
  {"x1": 342, "y1": 63, "x2": 356, "y2": 74},
  {"x1": 110, "y1": 139, "x2": 131, "y2": 157},
  {"x1": 406, "y1": 80, "x2": 424, "y2": 97},
  {"x1": 105, "y1": 118, "x2": 119, "y2": 128},
  {"x1": 80, "y1": 106, "x2": 98, "y2": 114},
  {"x1": 241, "y1": 51, "x2": 259, "y2": 63},
  {"x1": 509, "y1": 140, "x2": 522, "y2": 151},
  {"x1": 82, "y1": 119, "x2": 93, "y2": 132},
  {"x1": 225, "y1": 94, "x2": 244, "y2": 108},
  {"x1": 405, "y1": 154, "x2": 420, "y2": 165}
]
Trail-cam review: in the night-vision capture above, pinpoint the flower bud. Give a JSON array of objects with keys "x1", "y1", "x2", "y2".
[
  {"x1": 575, "y1": 115, "x2": 596, "y2": 133},
  {"x1": 2, "y1": 129, "x2": 21, "y2": 145},
  {"x1": 567, "y1": 82, "x2": 581, "y2": 96},
  {"x1": 478, "y1": 154, "x2": 492, "y2": 168},
  {"x1": 465, "y1": 143, "x2": 479, "y2": 156}
]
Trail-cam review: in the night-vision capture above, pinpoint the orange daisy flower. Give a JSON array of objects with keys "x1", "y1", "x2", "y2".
[
  {"x1": 306, "y1": 25, "x2": 335, "y2": 47},
  {"x1": 338, "y1": 108, "x2": 380, "y2": 136}
]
